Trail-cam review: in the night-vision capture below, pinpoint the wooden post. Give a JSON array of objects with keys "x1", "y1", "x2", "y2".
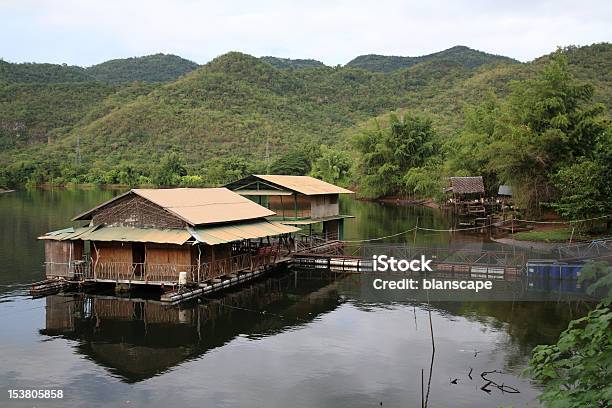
[
  {"x1": 421, "y1": 368, "x2": 424, "y2": 408},
  {"x1": 197, "y1": 245, "x2": 202, "y2": 283}
]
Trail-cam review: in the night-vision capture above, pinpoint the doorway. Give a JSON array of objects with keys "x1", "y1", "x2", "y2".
[{"x1": 132, "y1": 243, "x2": 145, "y2": 277}]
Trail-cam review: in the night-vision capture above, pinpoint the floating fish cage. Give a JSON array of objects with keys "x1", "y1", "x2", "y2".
[{"x1": 526, "y1": 260, "x2": 584, "y2": 280}]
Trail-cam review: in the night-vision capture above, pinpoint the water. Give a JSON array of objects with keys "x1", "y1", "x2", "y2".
[{"x1": 0, "y1": 188, "x2": 585, "y2": 407}]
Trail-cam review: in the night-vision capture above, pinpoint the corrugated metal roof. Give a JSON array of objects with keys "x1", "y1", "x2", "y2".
[
  {"x1": 73, "y1": 188, "x2": 275, "y2": 226},
  {"x1": 80, "y1": 226, "x2": 192, "y2": 245},
  {"x1": 38, "y1": 225, "x2": 99, "y2": 241},
  {"x1": 253, "y1": 175, "x2": 354, "y2": 195},
  {"x1": 190, "y1": 220, "x2": 300, "y2": 245},
  {"x1": 498, "y1": 185, "x2": 513, "y2": 196}
]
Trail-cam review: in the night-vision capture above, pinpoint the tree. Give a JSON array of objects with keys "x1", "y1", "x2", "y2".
[
  {"x1": 447, "y1": 92, "x2": 501, "y2": 194},
  {"x1": 403, "y1": 157, "x2": 445, "y2": 200},
  {"x1": 353, "y1": 113, "x2": 439, "y2": 198},
  {"x1": 269, "y1": 149, "x2": 311, "y2": 175},
  {"x1": 552, "y1": 160, "x2": 610, "y2": 221},
  {"x1": 528, "y1": 304, "x2": 611, "y2": 407},
  {"x1": 486, "y1": 51, "x2": 606, "y2": 212},
  {"x1": 551, "y1": 126, "x2": 612, "y2": 224},
  {"x1": 449, "y1": 51, "x2": 608, "y2": 214},
  {"x1": 310, "y1": 145, "x2": 352, "y2": 186},
  {"x1": 202, "y1": 156, "x2": 251, "y2": 186},
  {"x1": 152, "y1": 152, "x2": 186, "y2": 186}
]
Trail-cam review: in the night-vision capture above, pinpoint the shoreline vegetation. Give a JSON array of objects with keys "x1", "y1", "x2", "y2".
[{"x1": 1, "y1": 47, "x2": 610, "y2": 242}]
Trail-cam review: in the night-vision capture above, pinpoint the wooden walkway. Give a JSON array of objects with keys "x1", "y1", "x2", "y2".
[{"x1": 293, "y1": 242, "x2": 527, "y2": 279}]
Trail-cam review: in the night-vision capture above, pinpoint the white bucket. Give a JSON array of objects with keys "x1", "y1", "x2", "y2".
[{"x1": 178, "y1": 271, "x2": 187, "y2": 285}]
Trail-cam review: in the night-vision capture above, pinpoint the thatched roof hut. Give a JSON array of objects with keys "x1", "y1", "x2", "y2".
[{"x1": 445, "y1": 176, "x2": 485, "y2": 196}]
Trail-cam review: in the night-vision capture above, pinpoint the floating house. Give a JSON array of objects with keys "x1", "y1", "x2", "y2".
[
  {"x1": 39, "y1": 188, "x2": 299, "y2": 287},
  {"x1": 225, "y1": 175, "x2": 354, "y2": 240}
]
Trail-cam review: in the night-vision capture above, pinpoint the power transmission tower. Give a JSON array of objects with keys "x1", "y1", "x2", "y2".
[{"x1": 76, "y1": 135, "x2": 81, "y2": 166}]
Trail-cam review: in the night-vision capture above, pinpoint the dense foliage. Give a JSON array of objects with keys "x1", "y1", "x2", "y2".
[
  {"x1": 260, "y1": 57, "x2": 326, "y2": 69},
  {"x1": 353, "y1": 113, "x2": 439, "y2": 197},
  {"x1": 345, "y1": 45, "x2": 519, "y2": 72},
  {"x1": 85, "y1": 54, "x2": 200, "y2": 84},
  {"x1": 0, "y1": 60, "x2": 92, "y2": 83},
  {"x1": 1, "y1": 54, "x2": 199, "y2": 84},
  {"x1": 447, "y1": 52, "x2": 611, "y2": 216}
]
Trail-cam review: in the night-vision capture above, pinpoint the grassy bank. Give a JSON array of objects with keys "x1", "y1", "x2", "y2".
[{"x1": 511, "y1": 229, "x2": 588, "y2": 243}]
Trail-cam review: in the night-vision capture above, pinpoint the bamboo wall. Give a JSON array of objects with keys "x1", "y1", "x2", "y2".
[
  {"x1": 268, "y1": 195, "x2": 311, "y2": 218},
  {"x1": 145, "y1": 243, "x2": 192, "y2": 266},
  {"x1": 45, "y1": 240, "x2": 84, "y2": 277},
  {"x1": 91, "y1": 241, "x2": 132, "y2": 276}
]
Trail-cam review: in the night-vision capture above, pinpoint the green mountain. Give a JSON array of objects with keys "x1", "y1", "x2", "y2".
[
  {"x1": 260, "y1": 56, "x2": 326, "y2": 69},
  {"x1": 0, "y1": 60, "x2": 92, "y2": 83},
  {"x1": 345, "y1": 45, "x2": 520, "y2": 72},
  {"x1": 85, "y1": 54, "x2": 200, "y2": 84},
  {"x1": 0, "y1": 43, "x2": 609, "y2": 188},
  {"x1": 0, "y1": 54, "x2": 200, "y2": 85}
]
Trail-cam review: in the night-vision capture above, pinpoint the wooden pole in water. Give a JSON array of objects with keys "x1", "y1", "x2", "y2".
[{"x1": 421, "y1": 368, "x2": 424, "y2": 408}]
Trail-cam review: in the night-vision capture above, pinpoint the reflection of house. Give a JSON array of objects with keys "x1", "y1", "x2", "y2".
[
  {"x1": 39, "y1": 188, "x2": 299, "y2": 286},
  {"x1": 41, "y1": 272, "x2": 343, "y2": 382},
  {"x1": 225, "y1": 175, "x2": 354, "y2": 239},
  {"x1": 444, "y1": 176, "x2": 486, "y2": 216}
]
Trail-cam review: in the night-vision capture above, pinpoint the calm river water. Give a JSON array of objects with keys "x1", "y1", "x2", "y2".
[{"x1": 0, "y1": 188, "x2": 584, "y2": 407}]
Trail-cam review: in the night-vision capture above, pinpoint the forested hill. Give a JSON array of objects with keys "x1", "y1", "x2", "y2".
[
  {"x1": 0, "y1": 43, "x2": 609, "y2": 189},
  {"x1": 85, "y1": 54, "x2": 200, "y2": 83},
  {"x1": 0, "y1": 60, "x2": 92, "y2": 83},
  {"x1": 0, "y1": 54, "x2": 200, "y2": 84},
  {"x1": 346, "y1": 45, "x2": 520, "y2": 72},
  {"x1": 260, "y1": 56, "x2": 326, "y2": 69}
]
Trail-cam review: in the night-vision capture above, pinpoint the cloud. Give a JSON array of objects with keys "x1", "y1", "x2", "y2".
[{"x1": 0, "y1": 0, "x2": 610, "y2": 66}]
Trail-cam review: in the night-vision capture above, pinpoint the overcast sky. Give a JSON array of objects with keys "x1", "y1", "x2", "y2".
[{"x1": 1, "y1": 0, "x2": 611, "y2": 66}]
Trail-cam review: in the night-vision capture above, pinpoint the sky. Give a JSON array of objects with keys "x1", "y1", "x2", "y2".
[{"x1": 1, "y1": 0, "x2": 611, "y2": 67}]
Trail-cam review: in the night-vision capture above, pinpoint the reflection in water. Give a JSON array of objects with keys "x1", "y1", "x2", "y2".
[
  {"x1": 41, "y1": 270, "x2": 343, "y2": 383},
  {"x1": 41, "y1": 269, "x2": 587, "y2": 391}
]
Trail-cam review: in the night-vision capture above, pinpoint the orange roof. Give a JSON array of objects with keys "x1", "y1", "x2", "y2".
[
  {"x1": 73, "y1": 188, "x2": 275, "y2": 226},
  {"x1": 253, "y1": 175, "x2": 354, "y2": 195}
]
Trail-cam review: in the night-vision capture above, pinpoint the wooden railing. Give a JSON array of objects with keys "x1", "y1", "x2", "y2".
[
  {"x1": 295, "y1": 232, "x2": 340, "y2": 252},
  {"x1": 45, "y1": 260, "x2": 90, "y2": 278},
  {"x1": 91, "y1": 262, "x2": 197, "y2": 283},
  {"x1": 80, "y1": 249, "x2": 283, "y2": 284},
  {"x1": 197, "y1": 248, "x2": 281, "y2": 281}
]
